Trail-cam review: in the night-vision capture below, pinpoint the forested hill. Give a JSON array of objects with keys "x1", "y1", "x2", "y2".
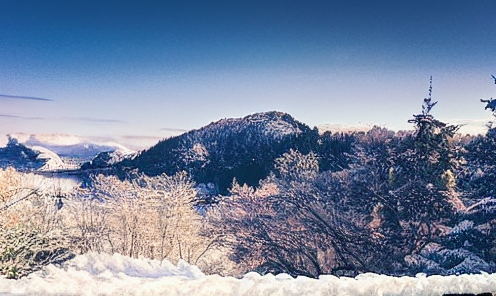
[{"x1": 115, "y1": 111, "x2": 354, "y2": 194}]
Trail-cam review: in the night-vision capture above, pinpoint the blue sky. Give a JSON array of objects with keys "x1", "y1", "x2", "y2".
[{"x1": 1, "y1": 0, "x2": 496, "y2": 147}]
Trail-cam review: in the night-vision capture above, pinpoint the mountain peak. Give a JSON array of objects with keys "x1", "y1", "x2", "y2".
[
  {"x1": 118, "y1": 111, "x2": 314, "y2": 194},
  {"x1": 201, "y1": 111, "x2": 308, "y2": 140},
  {"x1": 243, "y1": 111, "x2": 292, "y2": 121}
]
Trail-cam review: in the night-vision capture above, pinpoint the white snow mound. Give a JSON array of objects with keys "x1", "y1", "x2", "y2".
[
  {"x1": 30, "y1": 145, "x2": 70, "y2": 171},
  {"x1": 1, "y1": 252, "x2": 495, "y2": 295}
]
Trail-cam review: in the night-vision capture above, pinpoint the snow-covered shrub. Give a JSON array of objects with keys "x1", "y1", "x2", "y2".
[
  {"x1": 0, "y1": 167, "x2": 74, "y2": 279},
  {"x1": 406, "y1": 245, "x2": 495, "y2": 276},
  {"x1": 0, "y1": 226, "x2": 73, "y2": 279},
  {"x1": 65, "y1": 172, "x2": 221, "y2": 270},
  {"x1": 405, "y1": 219, "x2": 496, "y2": 276},
  {"x1": 274, "y1": 149, "x2": 319, "y2": 181}
]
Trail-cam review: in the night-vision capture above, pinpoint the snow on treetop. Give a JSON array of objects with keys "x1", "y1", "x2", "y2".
[{"x1": 214, "y1": 111, "x2": 305, "y2": 138}]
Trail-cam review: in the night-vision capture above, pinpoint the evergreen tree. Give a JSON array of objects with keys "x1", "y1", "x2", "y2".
[
  {"x1": 390, "y1": 77, "x2": 461, "y2": 223},
  {"x1": 462, "y1": 74, "x2": 496, "y2": 199}
]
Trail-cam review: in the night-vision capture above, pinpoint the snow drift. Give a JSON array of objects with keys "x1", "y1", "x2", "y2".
[{"x1": 0, "y1": 252, "x2": 495, "y2": 296}]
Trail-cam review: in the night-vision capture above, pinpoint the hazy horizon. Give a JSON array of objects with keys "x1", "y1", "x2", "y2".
[{"x1": 1, "y1": 116, "x2": 493, "y2": 152}]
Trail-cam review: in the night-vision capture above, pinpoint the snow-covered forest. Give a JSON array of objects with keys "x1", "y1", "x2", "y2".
[{"x1": 2, "y1": 81, "x2": 496, "y2": 295}]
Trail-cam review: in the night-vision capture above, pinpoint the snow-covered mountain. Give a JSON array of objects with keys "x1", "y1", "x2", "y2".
[
  {"x1": 1, "y1": 133, "x2": 133, "y2": 160},
  {"x1": 81, "y1": 149, "x2": 137, "y2": 170},
  {"x1": 0, "y1": 133, "x2": 136, "y2": 172},
  {"x1": 28, "y1": 145, "x2": 69, "y2": 171},
  {"x1": 0, "y1": 138, "x2": 46, "y2": 171},
  {"x1": 0, "y1": 138, "x2": 71, "y2": 171}
]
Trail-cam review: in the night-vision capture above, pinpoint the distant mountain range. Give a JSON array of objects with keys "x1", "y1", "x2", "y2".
[
  {"x1": 1, "y1": 133, "x2": 133, "y2": 159},
  {"x1": 0, "y1": 133, "x2": 134, "y2": 172}
]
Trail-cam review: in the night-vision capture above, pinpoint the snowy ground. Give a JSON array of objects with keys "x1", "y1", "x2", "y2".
[
  {"x1": 19, "y1": 172, "x2": 80, "y2": 193},
  {"x1": 0, "y1": 253, "x2": 495, "y2": 296}
]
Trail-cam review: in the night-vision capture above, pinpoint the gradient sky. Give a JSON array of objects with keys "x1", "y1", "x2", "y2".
[{"x1": 1, "y1": 0, "x2": 496, "y2": 148}]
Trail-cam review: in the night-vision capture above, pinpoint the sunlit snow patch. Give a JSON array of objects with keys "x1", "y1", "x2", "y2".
[{"x1": 0, "y1": 252, "x2": 495, "y2": 296}]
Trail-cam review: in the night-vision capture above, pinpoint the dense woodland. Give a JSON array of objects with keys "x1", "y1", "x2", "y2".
[{"x1": 2, "y1": 78, "x2": 496, "y2": 279}]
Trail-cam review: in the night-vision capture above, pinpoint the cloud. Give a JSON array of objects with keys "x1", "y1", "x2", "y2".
[
  {"x1": 0, "y1": 114, "x2": 20, "y2": 118},
  {"x1": 0, "y1": 114, "x2": 126, "y2": 124},
  {"x1": 113, "y1": 135, "x2": 166, "y2": 151},
  {"x1": 0, "y1": 113, "x2": 43, "y2": 120},
  {"x1": 0, "y1": 94, "x2": 54, "y2": 101},
  {"x1": 121, "y1": 135, "x2": 164, "y2": 140},
  {"x1": 448, "y1": 118, "x2": 493, "y2": 125},
  {"x1": 61, "y1": 117, "x2": 127, "y2": 124},
  {"x1": 160, "y1": 127, "x2": 188, "y2": 133}
]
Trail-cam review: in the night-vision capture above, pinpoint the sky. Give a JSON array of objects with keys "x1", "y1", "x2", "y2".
[{"x1": 1, "y1": 0, "x2": 496, "y2": 148}]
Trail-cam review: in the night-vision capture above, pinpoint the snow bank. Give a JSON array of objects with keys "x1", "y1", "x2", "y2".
[
  {"x1": 17, "y1": 172, "x2": 79, "y2": 193},
  {"x1": 30, "y1": 145, "x2": 70, "y2": 171},
  {"x1": 1, "y1": 252, "x2": 495, "y2": 296}
]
